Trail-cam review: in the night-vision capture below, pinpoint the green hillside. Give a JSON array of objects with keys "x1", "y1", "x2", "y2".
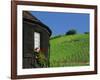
[{"x1": 50, "y1": 34, "x2": 89, "y2": 67}]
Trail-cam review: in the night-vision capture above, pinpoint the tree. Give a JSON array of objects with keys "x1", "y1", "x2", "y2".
[
  {"x1": 65, "y1": 29, "x2": 77, "y2": 35},
  {"x1": 84, "y1": 32, "x2": 89, "y2": 34}
]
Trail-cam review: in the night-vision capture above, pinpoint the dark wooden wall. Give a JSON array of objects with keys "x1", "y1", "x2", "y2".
[{"x1": 23, "y1": 20, "x2": 50, "y2": 68}]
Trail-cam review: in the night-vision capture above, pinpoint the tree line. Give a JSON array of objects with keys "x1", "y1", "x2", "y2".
[{"x1": 51, "y1": 29, "x2": 89, "y2": 39}]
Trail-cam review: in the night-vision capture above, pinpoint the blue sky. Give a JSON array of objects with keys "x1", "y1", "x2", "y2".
[{"x1": 30, "y1": 11, "x2": 89, "y2": 37}]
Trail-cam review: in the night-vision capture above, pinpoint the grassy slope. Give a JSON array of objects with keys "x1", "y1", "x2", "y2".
[{"x1": 50, "y1": 34, "x2": 89, "y2": 67}]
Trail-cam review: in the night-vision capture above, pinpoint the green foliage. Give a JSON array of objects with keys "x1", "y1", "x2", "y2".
[
  {"x1": 65, "y1": 29, "x2": 77, "y2": 35},
  {"x1": 50, "y1": 34, "x2": 89, "y2": 67},
  {"x1": 84, "y1": 32, "x2": 89, "y2": 34},
  {"x1": 36, "y1": 51, "x2": 47, "y2": 67}
]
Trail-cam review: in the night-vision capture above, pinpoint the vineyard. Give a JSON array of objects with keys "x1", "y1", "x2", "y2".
[{"x1": 50, "y1": 34, "x2": 89, "y2": 67}]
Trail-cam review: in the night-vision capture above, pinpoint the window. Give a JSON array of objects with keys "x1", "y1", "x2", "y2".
[{"x1": 34, "y1": 32, "x2": 40, "y2": 50}]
